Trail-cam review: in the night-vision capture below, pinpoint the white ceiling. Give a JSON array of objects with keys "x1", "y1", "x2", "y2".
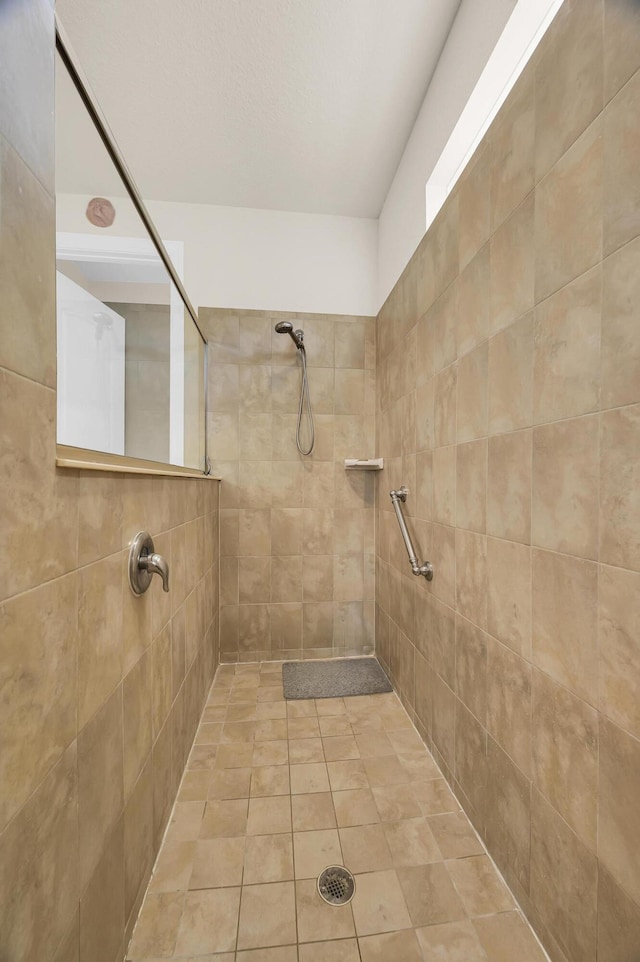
[{"x1": 56, "y1": 0, "x2": 462, "y2": 217}]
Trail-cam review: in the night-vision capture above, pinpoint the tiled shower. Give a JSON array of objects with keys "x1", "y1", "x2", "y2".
[{"x1": 2, "y1": 0, "x2": 640, "y2": 961}]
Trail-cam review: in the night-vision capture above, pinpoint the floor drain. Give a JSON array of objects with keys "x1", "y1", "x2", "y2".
[{"x1": 317, "y1": 865, "x2": 355, "y2": 905}]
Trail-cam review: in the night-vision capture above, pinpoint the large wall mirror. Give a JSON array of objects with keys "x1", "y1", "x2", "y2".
[{"x1": 55, "y1": 33, "x2": 206, "y2": 472}]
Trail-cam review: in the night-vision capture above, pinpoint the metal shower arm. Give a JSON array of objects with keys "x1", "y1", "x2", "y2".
[{"x1": 389, "y1": 487, "x2": 434, "y2": 581}]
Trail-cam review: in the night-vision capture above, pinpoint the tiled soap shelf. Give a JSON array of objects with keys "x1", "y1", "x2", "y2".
[{"x1": 344, "y1": 458, "x2": 384, "y2": 471}]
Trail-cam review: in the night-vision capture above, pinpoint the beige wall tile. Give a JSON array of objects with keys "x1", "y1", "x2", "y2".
[
  {"x1": 597, "y1": 866, "x2": 640, "y2": 962},
  {"x1": 604, "y1": 67, "x2": 640, "y2": 255},
  {"x1": 123, "y1": 649, "x2": 152, "y2": 799},
  {"x1": 532, "y1": 416, "x2": 599, "y2": 559},
  {"x1": 458, "y1": 142, "x2": 492, "y2": 270},
  {"x1": 0, "y1": 744, "x2": 78, "y2": 962},
  {"x1": 487, "y1": 431, "x2": 532, "y2": 544},
  {"x1": 455, "y1": 439, "x2": 486, "y2": 534},
  {"x1": 530, "y1": 788, "x2": 597, "y2": 962},
  {"x1": 432, "y1": 445, "x2": 456, "y2": 526},
  {"x1": 0, "y1": 370, "x2": 78, "y2": 601},
  {"x1": 598, "y1": 564, "x2": 640, "y2": 738},
  {"x1": 490, "y1": 72, "x2": 535, "y2": 231},
  {"x1": 531, "y1": 668, "x2": 598, "y2": 849},
  {"x1": 534, "y1": 267, "x2": 601, "y2": 423},
  {"x1": 78, "y1": 687, "x2": 124, "y2": 891},
  {"x1": 535, "y1": 120, "x2": 603, "y2": 302},
  {"x1": 488, "y1": 313, "x2": 533, "y2": 434},
  {"x1": 0, "y1": 573, "x2": 77, "y2": 831},
  {"x1": 456, "y1": 344, "x2": 487, "y2": 443},
  {"x1": 457, "y1": 245, "x2": 490, "y2": 357},
  {"x1": 455, "y1": 530, "x2": 487, "y2": 630},
  {"x1": 484, "y1": 738, "x2": 531, "y2": 896},
  {"x1": 600, "y1": 404, "x2": 640, "y2": 570},
  {"x1": 486, "y1": 637, "x2": 532, "y2": 778},
  {"x1": 78, "y1": 554, "x2": 123, "y2": 728},
  {"x1": 455, "y1": 616, "x2": 487, "y2": 727},
  {"x1": 534, "y1": 0, "x2": 603, "y2": 179},
  {"x1": 604, "y1": 0, "x2": 640, "y2": 101},
  {"x1": 433, "y1": 366, "x2": 457, "y2": 447},
  {"x1": 532, "y1": 549, "x2": 598, "y2": 705},
  {"x1": 487, "y1": 538, "x2": 532, "y2": 658},
  {"x1": 489, "y1": 195, "x2": 535, "y2": 336},
  {"x1": 599, "y1": 715, "x2": 640, "y2": 905},
  {"x1": 602, "y1": 235, "x2": 640, "y2": 409},
  {"x1": 0, "y1": 137, "x2": 55, "y2": 386}
]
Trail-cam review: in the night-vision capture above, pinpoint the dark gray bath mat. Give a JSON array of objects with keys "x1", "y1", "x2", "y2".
[{"x1": 282, "y1": 657, "x2": 392, "y2": 700}]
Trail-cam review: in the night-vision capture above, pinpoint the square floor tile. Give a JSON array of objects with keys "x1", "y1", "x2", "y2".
[
  {"x1": 372, "y1": 784, "x2": 422, "y2": 821},
  {"x1": 387, "y1": 729, "x2": 426, "y2": 753},
  {"x1": 412, "y1": 778, "x2": 459, "y2": 816},
  {"x1": 362, "y1": 755, "x2": 407, "y2": 787},
  {"x1": 445, "y1": 855, "x2": 514, "y2": 916},
  {"x1": 148, "y1": 841, "x2": 195, "y2": 893},
  {"x1": 473, "y1": 911, "x2": 548, "y2": 962},
  {"x1": 358, "y1": 929, "x2": 424, "y2": 962},
  {"x1": 288, "y1": 717, "x2": 321, "y2": 739},
  {"x1": 383, "y1": 817, "x2": 442, "y2": 866},
  {"x1": 290, "y1": 738, "x2": 325, "y2": 764},
  {"x1": 397, "y1": 863, "x2": 466, "y2": 926},
  {"x1": 247, "y1": 795, "x2": 292, "y2": 835},
  {"x1": 256, "y1": 701, "x2": 288, "y2": 720},
  {"x1": 251, "y1": 765, "x2": 291, "y2": 797},
  {"x1": 292, "y1": 793, "x2": 337, "y2": 832},
  {"x1": 126, "y1": 891, "x2": 184, "y2": 959},
  {"x1": 253, "y1": 740, "x2": 289, "y2": 766},
  {"x1": 189, "y1": 837, "x2": 245, "y2": 889},
  {"x1": 354, "y1": 733, "x2": 395, "y2": 757},
  {"x1": 178, "y1": 770, "x2": 210, "y2": 801},
  {"x1": 338, "y1": 824, "x2": 392, "y2": 874},
  {"x1": 237, "y1": 947, "x2": 298, "y2": 962},
  {"x1": 322, "y1": 736, "x2": 360, "y2": 761},
  {"x1": 295, "y1": 878, "x2": 356, "y2": 942},
  {"x1": 208, "y1": 767, "x2": 252, "y2": 800},
  {"x1": 428, "y1": 812, "x2": 484, "y2": 859},
  {"x1": 333, "y1": 789, "x2": 379, "y2": 827},
  {"x1": 351, "y1": 870, "x2": 412, "y2": 936},
  {"x1": 319, "y1": 716, "x2": 353, "y2": 737},
  {"x1": 294, "y1": 829, "x2": 342, "y2": 878},
  {"x1": 287, "y1": 700, "x2": 318, "y2": 718},
  {"x1": 222, "y1": 721, "x2": 257, "y2": 743},
  {"x1": 299, "y1": 938, "x2": 360, "y2": 961},
  {"x1": 415, "y1": 920, "x2": 488, "y2": 961},
  {"x1": 244, "y1": 834, "x2": 294, "y2": 884},
  {"x1": 200, "y1": 799, "x2": 248, "y2": 838},
  {"x1": 398, "y1": 751, "x2": 441, "y2": 780},
  {"x1": 195, "y1": 722, "x2": 223, "y2": 744},
  {"x1": 174, "y1": 887, "x2": 241, "y2": 955},
  {"x1": 255, "y1": 719, "x2": 289, "y2": 741},
  {"x1": 216, "y1": 743, "x2": 254, "y2": 768},
  {"x1": 291, "y1": 763, "x2": 330, "y2": 794},
  {"x1": 315, "y1": 698, "x2": 347, "y2": 717},
  {"x1": 165, "y1": 801, "x2": 205, "y2": 843},
  {"x1": 237, "y1": 881, "x2": 297, "y2": 950},
  {"x1": 327, "y1": 760, "x2": 368, "y2": 791}
]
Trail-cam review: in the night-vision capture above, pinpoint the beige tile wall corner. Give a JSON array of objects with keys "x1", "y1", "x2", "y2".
[
  {"x1": 200, "y1": 307, "x2": 376, "y2": 663},
  {"x1": 375, "y1": 2, "x2": 640, "y2": 961},
  {"x1": 0, "y1": 4, "x2": 221, "y2": 961}
]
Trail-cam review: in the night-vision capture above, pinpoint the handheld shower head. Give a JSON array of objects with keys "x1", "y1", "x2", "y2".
[{"x1": 274, "y1": 320, "x2": 304, "y2": 350}]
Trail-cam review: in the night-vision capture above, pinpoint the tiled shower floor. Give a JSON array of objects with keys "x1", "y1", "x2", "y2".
[{"x1": 127, "y1": 662, "x2": 548, "y2": 962}]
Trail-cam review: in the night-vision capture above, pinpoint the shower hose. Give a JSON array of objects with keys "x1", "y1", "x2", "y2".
[{"x1": 296, "y1": 345, "x2": 315, "y2": 456}]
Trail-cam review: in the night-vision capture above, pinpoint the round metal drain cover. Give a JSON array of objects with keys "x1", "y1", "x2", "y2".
[{"x1": 317, "y1": 865, "x2": 355, "y2": 905}]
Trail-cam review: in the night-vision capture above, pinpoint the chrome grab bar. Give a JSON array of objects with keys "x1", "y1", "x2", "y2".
[{"x1": 389, "y1": 487, "x2": 434, "y2": 581}]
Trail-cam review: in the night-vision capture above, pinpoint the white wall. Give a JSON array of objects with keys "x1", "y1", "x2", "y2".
[
  {"x1": 376, "y1": 0, "x2": 518, "y2": 308},
  {"x1": 57, "y1": 194, "x2": 378, "y2": 317}
]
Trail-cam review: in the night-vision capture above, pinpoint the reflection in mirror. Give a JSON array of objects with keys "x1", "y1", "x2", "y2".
[{"x1": 54, "y1": 44, "x2": 206, "y2": 471}]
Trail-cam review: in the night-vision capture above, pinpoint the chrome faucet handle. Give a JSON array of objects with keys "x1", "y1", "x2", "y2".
[
  {"x1": 139, "y1": 552, "x2": 170, "y2": 592},
  {"x1": 129, "y1": 531, "x2": 170, "y2": 595}
]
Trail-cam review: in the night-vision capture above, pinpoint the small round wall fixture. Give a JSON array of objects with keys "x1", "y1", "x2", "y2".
[{"x1": 86, "y1": 196, "x2": 116, "y2": 227}]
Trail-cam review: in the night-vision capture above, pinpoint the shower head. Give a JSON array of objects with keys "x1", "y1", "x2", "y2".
[{"x1": 274, "y1": 320, "x2": 304, "y2": 350}]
